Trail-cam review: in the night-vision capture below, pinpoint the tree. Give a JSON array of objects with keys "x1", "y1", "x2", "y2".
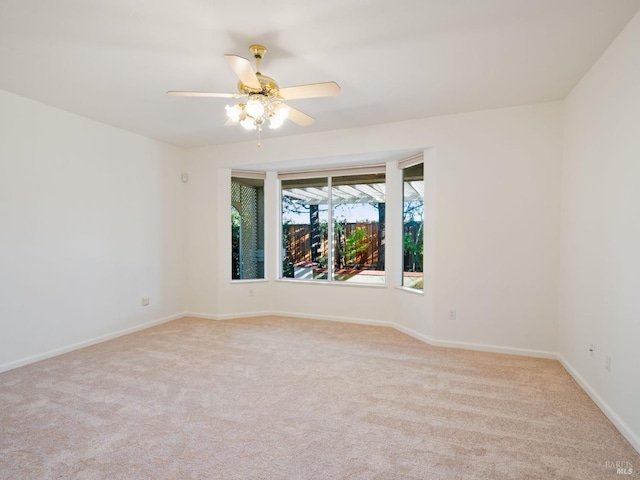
[
  {"x1": 403, "y1": 199, "x2": 424, "y2": 272},
  {"x1": 231, "y1": 208, "x2": 241, "y2": 279},
  {"x1": 403, "y1": 223, "x2": 423, "y2": 272},
  {"x1": 344, "y1": 227, "x2": 369, "y2": 266}
]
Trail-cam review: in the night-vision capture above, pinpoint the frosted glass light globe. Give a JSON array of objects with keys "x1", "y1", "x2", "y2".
[
  {"x1": 245, "y1": 98, "x2": 265, "y2": 118},
  {"x1": 240, "y1": 117, "x2": 257, "y2": 130},
  {"x1": 225, "y1": 104, "x2": 243, "y2": 123}
]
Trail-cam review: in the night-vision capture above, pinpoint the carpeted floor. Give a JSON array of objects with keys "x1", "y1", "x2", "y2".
[{"x1": 0, "y1": 316, "x2": 638, "y2": 479}]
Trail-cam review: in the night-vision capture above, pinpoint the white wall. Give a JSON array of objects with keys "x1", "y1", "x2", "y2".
[
  {"x1": 0, "y1": 90, "x2": 187, "y2": 370},
  {"x1": 560, "y1": 12, "x2": 640, "y2": 450},
  {"x1": 185, "y1": 101, "x2": 562, "y2": 356}
]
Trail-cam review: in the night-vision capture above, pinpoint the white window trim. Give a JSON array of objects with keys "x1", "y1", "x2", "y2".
[
  {"x1": 278, "y1": 164, "x2": 385, "y2": 180},
  {"x1": 232, "y1": 169, "x2": 266, "y2": 179},
  {"x1": 231, "y1": 173, "x2": 266, "y2": 281},
  {"x1": 279, "y1": 169, "x2": 387, "y2": 286},
  {"x1": 397, "y1": 153, "x2": 424, "y2": 170},
  {"x1": 399, "y1": 157, "x2": 425, "y2": 292}
]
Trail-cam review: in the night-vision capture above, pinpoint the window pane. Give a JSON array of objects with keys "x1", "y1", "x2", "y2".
[
  {"x1": 332, "y1": 173, "x2": 386, "y2": 284},
  {"x1": 231, "y1": 177, "x2": 265, "y2": 280},
  {"x1": 402, "y1": 163, "x2": 424, "y2": 289},
  {"x1": 281, "y1": 178, "x2": 329, "y2": 280}
]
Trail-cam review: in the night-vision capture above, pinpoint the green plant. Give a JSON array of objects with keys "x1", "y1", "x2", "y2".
[
  {"x1": 403, "y1": 223, "x2": 423, "y2": 272},
  {"x1": 344, "y1": 227, "x2": 369, "y2": 266},
  {"x1": 231, "y1": 208, "x2": 241, "y2": 279}
]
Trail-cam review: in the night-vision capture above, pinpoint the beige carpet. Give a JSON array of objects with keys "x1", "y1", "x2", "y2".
[{"x1": 0, "y1": 316, "x2": 638, "y2": 479}]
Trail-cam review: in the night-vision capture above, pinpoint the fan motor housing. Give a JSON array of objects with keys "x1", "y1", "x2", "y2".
[{"x1": 238, "y1": 74, "x2": 279, "y2": 96}]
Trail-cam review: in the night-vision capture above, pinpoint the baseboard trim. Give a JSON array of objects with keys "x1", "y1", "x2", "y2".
[
  {"x1": 185, "y1": 311, "x2": 275, "y2": 321},
  {"x1": 187, "y1": 310, "x2": 557, "y2": 359},
  {"x1": 184, "y1": 310, "x2": 394, "y2": 328},
  {"x1": 0, "y1": 312, "x2": 185, "y2": 374},
  {"x1": 414, "y1": 331, "x2": 557, "y2": 359},
  {"x1": 558, "y1": 354, "x2": 640, "y2": 453},
  {"x1": 270, "y1": 311, "x2": 395, "y2": 328}
]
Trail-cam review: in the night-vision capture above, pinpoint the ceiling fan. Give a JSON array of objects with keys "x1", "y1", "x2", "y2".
[{"x1": 168, "y1": 44, "x2": 341, "y2": 142}]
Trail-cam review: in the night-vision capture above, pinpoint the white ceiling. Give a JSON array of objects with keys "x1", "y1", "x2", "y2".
[{"x1": 1, "y1": 0, "x2": 639, "y2": 149}]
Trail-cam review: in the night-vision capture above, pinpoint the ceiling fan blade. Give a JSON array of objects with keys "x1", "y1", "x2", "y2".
[
  {"x1": 287, "y1": 106, "x2": 315, "y2": 127},
  {"x1": 224, "y1": 119, "x2": 237, "y2": 126},
  {"x1": 167, "y1": 91, "x2": 244, "y2": 98},
  {"x1": 224, "y1": 54, "x2": 261, "y2": 90},
  {"x1": 278, "y1": 81, "x2": 341, "y2": 100}
]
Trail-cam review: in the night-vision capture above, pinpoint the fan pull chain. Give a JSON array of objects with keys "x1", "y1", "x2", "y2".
[{"x1": 257, "y1": 124, "x2": 262, "y2": 148}]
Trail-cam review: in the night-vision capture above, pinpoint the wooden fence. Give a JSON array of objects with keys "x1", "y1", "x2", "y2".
[
  {"x1": 284, "y1": 222, "x2": 381, "y2": 267},
  {"x1": 284, "y1": 221, "x2": 423, "y2": 272}
]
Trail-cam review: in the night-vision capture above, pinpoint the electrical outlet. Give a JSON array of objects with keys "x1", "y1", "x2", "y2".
[
  {"x1": 449, "y1": 309, "x2": 457, "y2": 321},
  {"x1": 141, "y1": 297, "x2": 150, "y2": 306},
  {"x1": 589, "y1": 344, "x2": 595, "y2": 358},
  {"x1": 605, "y1": 355, "x2": 611, "y2": 372}
]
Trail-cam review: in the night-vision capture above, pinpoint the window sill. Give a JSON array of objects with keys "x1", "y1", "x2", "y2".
[
  {"x1": 275, "y1": 278, "x2": 387, "y2": 289},
  {"x1": 230, "y1": 279, "x2": 269, "y2": 284},
  {"x1": 395, "y1": 285, "x2": 424, "y2": 295}
]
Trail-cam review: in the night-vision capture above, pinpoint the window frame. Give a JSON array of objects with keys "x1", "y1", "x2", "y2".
[
  {"x1": 279, "y1": 165, "x2": 387, "y2": 286},
  {"x1": 231, "y1": 170, "x2": 266, "y2": 282},
  {"x1": 398, "y1": 156, "x2": 425, "y2": 292}
]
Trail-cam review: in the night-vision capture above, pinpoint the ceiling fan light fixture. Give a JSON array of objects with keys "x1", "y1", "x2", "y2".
[
  {"x1": 245, "y1": 97, "x2": 265, "y2": 118},
  {"x1": 225, "y1": 103, "x2": 244, "y2": 123},
  {"x1": 273, "y1": 102, "x2": 290, "y2": 120},
  {"x1": 269, "y1": 102, "x2": 290, "y2": 129},
  {"x1": 240, "y1": 116, "x2": 257, "y2": 130},
  {"x1": 269, "y1": 116, "x2": 285, "y2": 129}
]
